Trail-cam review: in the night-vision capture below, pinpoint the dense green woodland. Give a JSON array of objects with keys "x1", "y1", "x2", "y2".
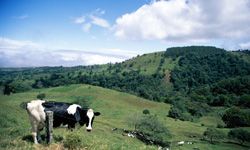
[{"x1": 1, "y1": 46, "x2": 250, "y2": 127}]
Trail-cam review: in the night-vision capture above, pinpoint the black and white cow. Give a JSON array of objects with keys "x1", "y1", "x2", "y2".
[{"x1": 26, "y1": 100, "x2": 100, "y2": 144}]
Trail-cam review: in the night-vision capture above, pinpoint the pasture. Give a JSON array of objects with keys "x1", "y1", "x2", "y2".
[{"x1": 0, "y1": 84, "x2": 249, "y2": 149}]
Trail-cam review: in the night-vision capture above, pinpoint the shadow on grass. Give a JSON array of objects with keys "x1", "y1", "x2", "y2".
[
  {"x1": 22, "y1": 135, "x2": 33, "y2": 143},
  {"x1": 225, "y1": 141, "x2": 250, "y2": 148},
  {"x1": 22, "y1": 134, "x2": 46, "y2": 143},
  {"x1": 22, "y1": 134, "x2": 64, "y2": 143}
]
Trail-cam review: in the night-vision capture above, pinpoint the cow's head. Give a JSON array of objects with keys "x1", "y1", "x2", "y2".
[
  {"x1": 85, "y1": 109, "x2": 101, "y2": 132},
  {"x1": 76, "y1": 108, "x2": 101, "y2": 132}
]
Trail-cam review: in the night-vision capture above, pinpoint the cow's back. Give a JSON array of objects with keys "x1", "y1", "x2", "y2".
[{"x1": 42, "y1": 101, "x2": 75, "y2": 127}]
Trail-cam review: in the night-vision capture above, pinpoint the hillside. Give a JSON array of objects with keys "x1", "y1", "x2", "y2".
[
  {"x1": 1, "y1": 46, "x2": 250, "y2": 123},
  {"x1": 0, "y1": 84, "x2": 249, "y2": 149}
]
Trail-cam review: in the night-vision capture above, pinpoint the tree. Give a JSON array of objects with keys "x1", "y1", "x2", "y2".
[
  {"x1": 222, "y1": 107, "x2": 250, "y2": 127},
  {"x1": 168, "y1": 106, "x2": 182, "y2": 119},
  {"x1": 127, "y1": 113, "x2": 141, "y2": 131},
  {"x1": 3, "y1": 84, "x2": 12, "y2": 95},
  {"x1": 228, "y1": 129, "x2": 250, "y2": 145},
  {"x1": 136, "y1": 115, "x2": 171, "y2": 147},
  {"x1": 239, "y1": 94, "x2": 250, "y2": 108},
  {"x1": 203, "y1": 127, "x2": 225, "y2": 143}
]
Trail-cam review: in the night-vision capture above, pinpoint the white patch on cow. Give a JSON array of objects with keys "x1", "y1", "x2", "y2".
[
  {"x1": 67, "y1": 104, "x2": 81, "y2": 115},
  {"x1": 86, "y1": 109, "x2": 94, "y2": 130}
]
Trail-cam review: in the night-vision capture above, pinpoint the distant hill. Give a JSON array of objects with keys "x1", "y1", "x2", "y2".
[{"x1": 1, "y1": 46, "x2": 250, "y2": 120}]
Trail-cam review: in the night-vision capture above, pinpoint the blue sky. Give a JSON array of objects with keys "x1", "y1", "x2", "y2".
[{"x1": 1, "y1": 0, "x2": 250, "y2": 67}]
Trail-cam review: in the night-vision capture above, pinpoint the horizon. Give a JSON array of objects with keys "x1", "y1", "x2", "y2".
[
  {"x1": 0, "y1": 45, "x2": 248, "y2": 69},
  {"x1": 1, "y1": 0, "x2": 250, "y2": 67}
]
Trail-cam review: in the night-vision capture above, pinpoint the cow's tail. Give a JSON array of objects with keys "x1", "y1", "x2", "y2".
[{"x1": 20, "y1": 102, "x2": 28, "y2": 110}]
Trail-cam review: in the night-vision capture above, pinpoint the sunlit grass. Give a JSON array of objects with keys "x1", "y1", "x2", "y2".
[{"x1": 0, "y1": 84, "x2": 249, "y2": 149}]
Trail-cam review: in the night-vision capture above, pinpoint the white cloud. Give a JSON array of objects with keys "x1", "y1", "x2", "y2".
[
  {"x1": 74, "y1": 16, "x2": 85, "y2": 24},
  {"x1": 0, "y1": 37, "x2": 135, "y2": 67},
  {"x1": 0, "y1": 37, "x2": 40, "y2": 50},
  {"x1": 240, "y1": 41, "x2": 250, "y2": 49},
  {"x1": 90, "y1": 15, "x2": 110, "y2": 28},
  {"x1": 114, "y1": 0, "x2": 250, "y2": 43},
  {"x1": 82, "y1": 23, "x2": 92, "y2": 32},
  {"x1": 74, "y1": 8, "x2": 110, "y2": 32},
  {"x1": 92, "y1": 8, "x2": 106, "y2": 15}
]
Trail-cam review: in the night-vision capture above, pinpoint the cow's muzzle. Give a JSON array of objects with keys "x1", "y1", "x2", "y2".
[{"x1": 86, "y1": 129, "x2": 92, "y2": 132}]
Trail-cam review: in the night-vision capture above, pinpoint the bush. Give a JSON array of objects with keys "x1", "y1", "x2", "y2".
[
  {"x1": 203, "y1": 127, "x2": 225, "y2": 143},
  {"x1": 37, "y1": 93, "x2": 46, "y2": 100},
  {"x1": 168, "y1": 106, "x2": 182, "y2": 119},
  {"x1": 63, "y1": 133, "x2": 83, "y2": 149},
  {"x1": 217, "y1": 124, "x2": 224, "y2": 128},
  {"x1": 228, "y1": 129, "x2": 250, "y2": 145},
  {"x1": 143, "y1": 109, "x2": 150, "y2": 115},
  {"x1": 222, "y1": 107, "x2": 250, "y2": 127},
  {"x1": 136, "y1": 115, "x2": 171, "y2": 147},
  {"x1": 239, "y1": 94, "x2": 250, "y2": 108}
]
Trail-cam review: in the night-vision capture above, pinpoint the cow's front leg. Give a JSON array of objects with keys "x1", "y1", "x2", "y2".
[{"x1": 68, "y1": 124, "x2": 75, "y2": 131}]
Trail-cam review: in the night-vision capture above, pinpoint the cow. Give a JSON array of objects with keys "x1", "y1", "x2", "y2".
[{"x1": 26, "y1": 100, "x2": 100, "y2": 144}]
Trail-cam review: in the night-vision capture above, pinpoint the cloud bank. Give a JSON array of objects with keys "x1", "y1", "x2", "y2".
[
  {"x1": 0, "y1": 37, "x2": 136, "y2": 67},
  {"x1": 114, "y1": 0, "x2": 250, "y2": 47}
]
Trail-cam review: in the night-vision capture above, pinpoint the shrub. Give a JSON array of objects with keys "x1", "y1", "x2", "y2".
[
  {"x1": 143, "y1": 109, "x2": 150, "y2": 115},
  {"x1": 168, "y1": 106, "x2": 182, "y2": 119},
  {"x1": 217, "y1": 124, "x2": 224, "y2": 128},
  {"x1": 63, "y1": 133, "x2": 83, "y2": 149},
  {"x1": 203, "y1": 127, "x2": 225, "y2": 143},
  {"x1": 203, "y1": 128, "x2": 225, "y2": 143},
  {"x1": 228, "y1": 129, "x2": 250, "y2": 145},
  {"x1": 136, "y1": 115, "x2": 171, "y2": 147},
  {"x1": 37, "y1": 93, "x2": 46, "y2": 100},
  {"x1": 222, "y1": 107, "x2": 250, "y2": 127},
  {"x1": 239, "y1": 94, "x2": 250, "y2": 108}
]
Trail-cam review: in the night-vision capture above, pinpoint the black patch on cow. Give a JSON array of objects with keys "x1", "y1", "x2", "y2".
[
  {"x1": 41, "y1": 101, "x2": 100, "y2": 130},
  {"x1": 42, "y1": 101, "x2": 78, "y2": 128}
]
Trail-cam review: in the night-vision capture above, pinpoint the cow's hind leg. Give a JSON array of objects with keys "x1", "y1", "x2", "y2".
[
  {"x1": 30, "y1": 119, "x2": 39, "y2": 144},
  {"x1": 37, "y1": 128, "x2": 43, "y2": 143},
  {"x1": 37, "y1": 122, "x2": 45, "y2": 143}
]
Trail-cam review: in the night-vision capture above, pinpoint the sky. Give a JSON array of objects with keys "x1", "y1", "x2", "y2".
[{"x1": 0, "y1": 0, "x2": 250, "y2": 67}]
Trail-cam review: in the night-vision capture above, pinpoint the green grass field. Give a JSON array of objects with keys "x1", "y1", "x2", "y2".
[{"x1": 0, "y1": 84, "x2": 249, "y2": 149}]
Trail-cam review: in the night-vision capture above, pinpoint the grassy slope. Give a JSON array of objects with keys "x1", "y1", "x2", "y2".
[
  {"x1": 120, "y1": 52, "x2": 178, "y2": 75},
  {"x1": 0, "y1": 84, "x2": 249, "y2": 150}
]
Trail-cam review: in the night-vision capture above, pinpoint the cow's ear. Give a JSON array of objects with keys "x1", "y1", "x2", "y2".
[
  {"x1": 94, "y1": 112, "x2": 101, "y2": 116},
  {"x1": 74, "y1": 107, "x2": 81, "y2": 122}
]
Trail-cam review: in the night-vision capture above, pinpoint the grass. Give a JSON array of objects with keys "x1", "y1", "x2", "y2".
[
  {"x1": 0, "y1": 84, "x2": 249, "y2": 149},
  {"x1": 120, "y1": 52, "x2": 178, "y2": 75}
]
